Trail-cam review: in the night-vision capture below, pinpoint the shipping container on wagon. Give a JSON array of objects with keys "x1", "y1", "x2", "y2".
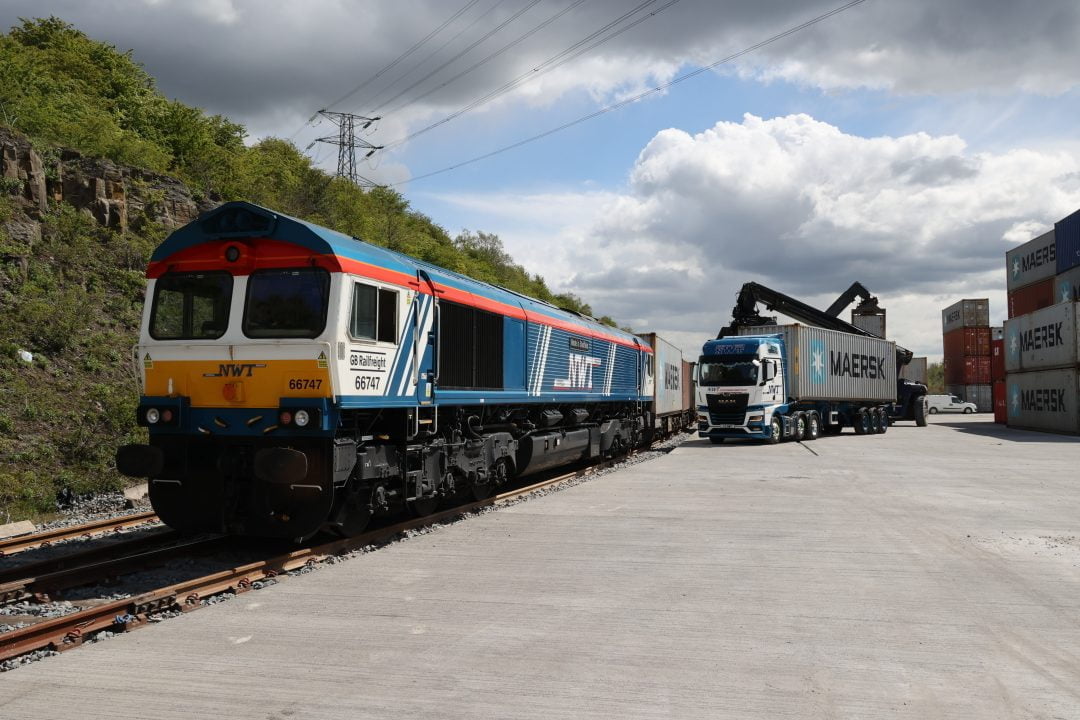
[
  {"x1": 899, "y1": 356, "x2": 927, "y2": 385},
  {"x1": 736, "y1": 324, "x2": 896, "y2": 403},
  {"x1": 1008, "y1": 277, "x2": 1056, "y2": 319},
  {"x1": 943, "y1": 326, "x2": 991, "y2": 357},
  {"x1": 637, "y1": 332, "x2": 685, "y2": 418},
  {"x1": 681, "y1": 359, "x2": 695, "y2": 414},
  {"x1": 1055, "y1": 208, "x2": 1080, "y2": 275},
  {"x1": 991, "y1": 338, "x2": 1005, "y2": 382},
  {"x1": 1006, "y1": 368, "x2": 1080, "y2": 434},
  {"x1": 993, "y1": 380, "x2": 1006, "y2": 423},
  {"x1": 1003, "y1": 302, "x2": 1080, "y2": 373},
  {"x1": 1006, "y1": 229, "x2": 1056, "y2": 291},
  {"x1": 946, "y1": 384, "x2": 993, "y2": 412},
  {"x1": 941, "y1": 299, "x2": 990, "y2": 334},
  {"x1": 1053, "y1": 264, "x2": 1080, "y2": 305}
]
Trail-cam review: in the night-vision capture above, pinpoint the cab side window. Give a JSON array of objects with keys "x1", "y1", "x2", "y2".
[{"x1": 350, "y1": 282, "x2": 398, "y2": 343}]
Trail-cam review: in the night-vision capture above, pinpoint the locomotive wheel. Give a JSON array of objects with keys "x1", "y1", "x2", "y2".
[
  {"x1": 471, "y1": 475, "x2": 493, "y2": 501},
  {"x1": 334, "y1": 505, "x2": 372, "y2": 537},
  {"x1": 408, "y1": 496, "x2": 439, "y2": 517}
]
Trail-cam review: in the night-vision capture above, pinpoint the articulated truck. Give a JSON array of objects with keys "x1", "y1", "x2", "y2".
[
  {"x1": 698, "y1": 325, "x2": 897, "y2": 442},
  {"x1": 697, "y1": 282, "x2": 927, "y2": 443}
]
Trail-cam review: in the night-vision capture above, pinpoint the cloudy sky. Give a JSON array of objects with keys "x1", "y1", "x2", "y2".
[{"x1": 5, "y1": 0, "x2": 1080, "y2": 359}]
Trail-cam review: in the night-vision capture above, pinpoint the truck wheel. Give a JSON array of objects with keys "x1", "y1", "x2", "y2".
[
  {"x1": 914, "y1": 397, "x2": 928, "y2": 427},
  {"x1": 709, "y1": 437, "x2": 725, "y2": 445},
  {"x1": 853, "y1": 409, "x2": 868, "y2": 435},
  {"x1": 876, "y1": 408, "x2": 889, "y2": 434},
  {"x1": 767, "y1": 416, "x2": 782, "y2": 444},
  {"x1": 805, "y1": 412, "x2": 820, "y2": 440},
  {"x1": 869, "y1": 409, "x2": 882, "y2": 434},
  {"x1": 792, "y1": 412, "x2": 806, "y2": 441}
]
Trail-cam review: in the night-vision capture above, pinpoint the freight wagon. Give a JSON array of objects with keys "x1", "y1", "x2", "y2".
[
  {"x1": 697, "y1": 324, "x2": 898, "y2": 443},
  {"x1": 636, "y1": 333, "x2": 696, "y2": 438}
]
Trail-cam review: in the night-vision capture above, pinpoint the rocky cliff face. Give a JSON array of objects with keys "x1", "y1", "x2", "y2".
[{"x1": 0, "y1": 127, "x2": 214, "y2": 240}]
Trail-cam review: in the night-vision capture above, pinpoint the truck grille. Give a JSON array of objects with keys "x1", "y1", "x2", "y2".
[{"x1": 706, "y1": 393, "x2": 749, "y2": 425}]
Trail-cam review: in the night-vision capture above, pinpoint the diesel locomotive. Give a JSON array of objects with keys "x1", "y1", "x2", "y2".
[{"x1": 117, "y1": 202, "x2": 690, "y2": 540}]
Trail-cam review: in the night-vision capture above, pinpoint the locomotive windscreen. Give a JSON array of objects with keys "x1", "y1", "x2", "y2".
[{"x1": 439, "y1": 300, "x2": 504, "y2": 389}]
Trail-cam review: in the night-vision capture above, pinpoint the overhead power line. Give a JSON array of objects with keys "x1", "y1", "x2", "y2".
[
  {"x1": 288, "y1": 0, "x2": 481, "y2": 141},
  {"x1": 392, "y1": 0, "x2": 871, "y2": 186},
  {"x1": 380, "y1": 0, "x2": 589, "y2": 117},
  {"x1": 383, "y1": 0, "x2": 673, "y2": 149},
  {"x1": 356, "y1": 0, "x2": 515, "y2": 115}
]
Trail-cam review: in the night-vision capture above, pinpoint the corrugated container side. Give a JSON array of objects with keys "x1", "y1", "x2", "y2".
[
  {"x1": 943, "y1": 327, "x2": 991, "y2": 357},
  {"x1": 899, "y1": 356, "x2": 927, "y2": 385},
  {"x1": 945, "y1": 357, "x2": 990, "y2": 385},
  {"x1": 993, "y1": 380, "x2": 1006, "y2": 423},
  {"x1": 1054, "y1": 264, "x2": 1080, "y2": 304},
  {"x1": 991, "y1": 339, "x2": 1005, "y2": 382},
  {"x1": 1003, "y1": 302, "x2": 1080, "y2": 373},
  {"x1": 737, "y1": 324, "x2": 896, "y2": 402},
  {"x1": 946, "y1": 384, "x2": 993, "y2": 412},
  {"x1": 1055, "y1": 208, "x2": 1080, "y2": 274},
  {"x1": 850, "y1": 312, "x2": 885, "y2": 338},
  {"x1": 638, "y1": 332, "x2": 684, "y2": 417},
  {"x1": 681, "y1": 360, "x2": 694, "y2": 414},
  {"x1": 1007, "y1": 368, "x2": 1080, "y2": 434},
  {"x1": 941, "y1": 299, "x2": 990, "y2": 334},
  {"x1": 1005, "y1": 229, "x2": 1056, "y2": 291},
  {"x1": 1008, "y1": 277, "x2": 1056, "y2": 319}
]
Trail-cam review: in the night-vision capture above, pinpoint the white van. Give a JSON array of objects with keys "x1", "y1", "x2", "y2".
[{"x1": 926, "y1": 394, "x2": 977, "y2": 414}]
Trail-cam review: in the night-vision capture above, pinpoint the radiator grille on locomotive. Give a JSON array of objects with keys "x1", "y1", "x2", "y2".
[{"x1": 439, "y1": 300, "x2": 504, "y2": 389}]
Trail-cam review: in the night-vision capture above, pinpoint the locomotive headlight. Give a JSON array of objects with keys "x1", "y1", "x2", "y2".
[
  {"x1": 294, "y1": 410, "x2": 310, "y2": 427},
  {"x1": 145, "y1": 408, "x2": 160, "y2": 424}
]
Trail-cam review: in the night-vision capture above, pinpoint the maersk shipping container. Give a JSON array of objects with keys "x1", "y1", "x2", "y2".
[
  {"x1": 1055, "y1": 208, "x2": 1080, "y2": 274},
  {"x1": 1007, "y1": 277, "x2": 1056, "y2": 319},
  {"x1": 1006, "y1": 368, "x2": 1080, "y2": 434},
  {"x1": 637, "y1": 332, "x2": 686, "y2": 418},
  {"x1": 850, "y1": 310, "x2": 885, "y2": 338},
  {"x1": 1054, "y1": 264, "x2": 1080, "y2": 304},
  {"x1": 899, "y1": 356, "x2": 927, "y2": 385},
  {"x1": 737, "y1": 324, "x2": 896, "y2": 402},
  {"x1": 681, "y1": 360, "x2": 695, "y2": 416},
  {"x1": 1005, "y1": 229, "x2": 1056, "y2": 291},
  {"x1": 941, "y1": 299, "x2": 990, "y2": 334},
  {"x1": 946, "y1": 383, "x2": 993, "y2": 412},
  {"x1": 1003, "y1": 302, "x2": 1080, "y2": 373},
  {"x1": 943, "y1": 326, "x2": 990, "y2": 357}
]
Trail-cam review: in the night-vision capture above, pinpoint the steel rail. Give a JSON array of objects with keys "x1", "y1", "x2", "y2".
[
  {"x1": 0, "y1": 512, "x2": 160, "y2": 557},
  {"x1": 0, "y1": 453, "x2": 635, "y2": 664}
]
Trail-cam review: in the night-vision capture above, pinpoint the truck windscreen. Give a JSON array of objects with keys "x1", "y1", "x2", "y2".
[{"x1": 699, "y1": 356, "x2": 759, "y2": 387}]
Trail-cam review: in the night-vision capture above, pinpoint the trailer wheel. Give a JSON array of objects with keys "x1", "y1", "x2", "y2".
[
  {"x1": 853, "y1": 408, "x2": 869, "y2": 435},
  {"x1": 767, "y1": 416, "x2": 782, "y2": 444},
  {"x1": 872, "y1": 408, "x2": 885, "y2": 433},
  {"x1": 914, "y1": 396, "x2": 928, "y2": 427},
  {"x1": 805, "y1": 412, "x2": 820, "y2": 441},
  {"x1": 876, "y1": 408, "x2": 889, "y2": 434},
  {"x1": 792, "y1": 412, "x2": 807, "y2": 441}
]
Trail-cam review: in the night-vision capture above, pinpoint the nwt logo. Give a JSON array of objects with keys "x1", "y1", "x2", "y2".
[{"x1": 204, "y1": 363, "x2": 267, "y2": 378}]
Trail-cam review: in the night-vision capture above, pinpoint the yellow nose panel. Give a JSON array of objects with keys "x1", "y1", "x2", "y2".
[{"x1": 145, "y1": 360, "x2": 332, "y2": 407}]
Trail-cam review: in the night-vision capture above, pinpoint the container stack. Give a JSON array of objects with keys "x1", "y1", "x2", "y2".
[
  {"x1": 942, "y1": 299, "x2": 992, "y2": 411},
  {"x1": 1005, "y1": 209, "x2": 1080, "y2": 433}
]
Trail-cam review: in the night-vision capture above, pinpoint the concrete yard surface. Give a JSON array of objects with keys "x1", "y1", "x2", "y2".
[{"x1": 3, "y1": 415, "x2": 1080, "y2": 718}]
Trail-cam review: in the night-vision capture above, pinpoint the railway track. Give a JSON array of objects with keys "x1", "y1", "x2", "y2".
[
  {"x1": 0, "y1": 448, "x2": 660, "y2": 666},
  {"x1": 0, "y1": 511, "x2": 160, "y2": 557}
]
